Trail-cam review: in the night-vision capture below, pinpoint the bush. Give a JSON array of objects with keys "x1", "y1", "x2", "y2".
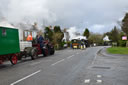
[
  {"x1": 67, "y1": 41, "x2": 71, "y2": 47},
  {"x1": 54, "y1": 42, "x2": 65, "y2": 50},
  {"x1": 119, "y1": 40, "x2": 126, "y2": 47},
  {"x1": 60, "y1": 42, "x2": 65, "y2": 48}
]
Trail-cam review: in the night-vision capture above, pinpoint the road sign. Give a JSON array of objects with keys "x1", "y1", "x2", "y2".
[{"x1": 122, "y1": 36, "x2": 127, "y2": 40}]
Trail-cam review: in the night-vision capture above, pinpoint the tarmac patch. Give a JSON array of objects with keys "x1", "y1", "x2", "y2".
[{"x1": 92, "y1": 66, "x2": 111, "y2": 69}]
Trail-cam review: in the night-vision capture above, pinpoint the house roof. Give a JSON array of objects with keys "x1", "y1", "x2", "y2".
[
  {"x1": 0, "y1": 21, "x2": 15, "y2": 28},
  {"x1": 72, "y1": 36, "x2": 87, "y2": 40}
]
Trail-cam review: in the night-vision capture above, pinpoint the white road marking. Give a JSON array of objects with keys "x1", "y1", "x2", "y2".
[
  {"x1": 84, "y1": 79, "x2": 90, "y2": 83},
  {"x1": 10, "y1": 70, "x2": 41, "y2": 85},
  {"x1": 91, "y1": 55, "x2": 97, "y2": 65},
  {"x1": 67, "y1": 55, "x2": 74, "y2": 59},
  {"x1": 96, "y1": 80, "x2": 102, "y2": 83},
  {"x1": 91, "y1": 48, "x2": 104, "y2": 65},
  {"x1": 87, "y1": 49, "x2": 103, "y2": 69},
  {"x1": 51, "y1": 59, "x2": 65, "y2": 66},
  {"x1": 97, "y1": 75, "x2": 102, "y2": 78}
]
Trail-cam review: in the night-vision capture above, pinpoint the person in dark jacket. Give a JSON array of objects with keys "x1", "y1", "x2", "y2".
[
  {"x1": 37, "y1": 35, "x2": 47, "y2": 56},
  {"x1": 37, "y1": 35, "x2": 44, "y2": 48}
]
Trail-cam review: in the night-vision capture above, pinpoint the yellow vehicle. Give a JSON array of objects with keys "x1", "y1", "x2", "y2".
[
  {"x1": 71, "y1": 39, "x2": 81, "y2": 49},
  {"x1": 71, "y1": 39, "x2": 88, "y2": 49}
]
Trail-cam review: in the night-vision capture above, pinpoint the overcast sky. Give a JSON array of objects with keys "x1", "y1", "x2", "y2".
[{"x1": 0, "y1": 0, "x2": 128, "y2": 33}]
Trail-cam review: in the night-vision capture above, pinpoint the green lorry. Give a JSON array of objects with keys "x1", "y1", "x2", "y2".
[{"x1": 0, "y1": 27, "x2": 20, "y2": 64}]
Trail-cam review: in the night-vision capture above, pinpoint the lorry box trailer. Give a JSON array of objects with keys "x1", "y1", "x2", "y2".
[{"x1": 0, "y1": 27, "x2": 20, "y2": 55}]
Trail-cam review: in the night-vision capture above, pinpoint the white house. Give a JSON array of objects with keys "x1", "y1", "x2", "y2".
[{"x1": 103, "y1": 35, "x2": 110, "y2": 42}]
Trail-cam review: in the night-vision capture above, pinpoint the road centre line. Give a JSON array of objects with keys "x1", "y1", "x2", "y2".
[
  {"x1": 67, "y1": 55, "x2": 74, "y2": 59},
  {"x1": 97, "y1": 75, "x2": 102, "y2": 78},
  {"x1": 10, "y1": 70, "x2": 41, "y2": 85},
  {"x1": 51, "y1": 59, "x2": 65, "y2": 66}
]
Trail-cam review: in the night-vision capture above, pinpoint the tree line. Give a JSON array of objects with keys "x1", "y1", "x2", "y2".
[
  {"x1": 103, "y1": 13, "x2": 128, "y2": 47},
  {"x1": 43, "y1": 12, "x2": 128, "y2": 48},
  {"x1": 82, "y1": 13, "x2": 128, "y2": 47}
]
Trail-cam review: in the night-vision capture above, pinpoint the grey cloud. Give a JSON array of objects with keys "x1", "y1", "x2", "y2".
[{"x1": 0, "y1": 0, "x2": 128, "y2": 33}]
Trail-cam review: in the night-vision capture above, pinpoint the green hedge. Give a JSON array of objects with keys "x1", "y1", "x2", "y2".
[{"x1": 119, "y1": 40, "x2": 126, "y2": 47}]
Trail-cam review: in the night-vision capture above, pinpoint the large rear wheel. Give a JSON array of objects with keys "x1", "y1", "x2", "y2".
[
  {"x1": 10, "y1": 54, "x2": 18, "y2": 65},
  {"x1": 31, "y1": 48, "x2": 38, "y2": 60}
]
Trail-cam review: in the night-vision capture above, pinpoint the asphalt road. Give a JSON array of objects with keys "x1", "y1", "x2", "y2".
[{"x1": 0, "y1": 46, "x2": 128, "y2": 85}]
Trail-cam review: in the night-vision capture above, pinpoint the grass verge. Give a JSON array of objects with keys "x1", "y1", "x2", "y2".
[{"x1": 107, "y1": 47, "x2": 128, "y2": 55}]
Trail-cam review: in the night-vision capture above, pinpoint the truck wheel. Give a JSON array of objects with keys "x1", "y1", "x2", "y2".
[
  {"x1": 31, "y1": 48, "x2": 38, "y2": 60},
  {"x1": 50, "y1": 50, "x2": 55, "y2": 55},
  {"x1": 50, "y1": 48, "x2": 55, "y2": 55},
  {"x1": 10, "y1": 55, "x2": 18, "y2": 65}
]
